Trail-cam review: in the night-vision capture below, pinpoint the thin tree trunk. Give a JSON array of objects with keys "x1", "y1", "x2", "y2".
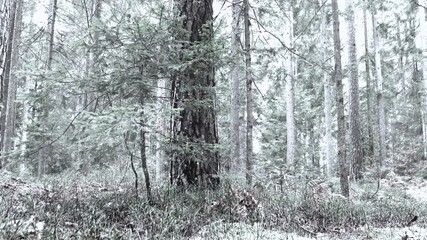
[
  {"x1": 38, "y1": 0, "x2": 57, "y2": 177},
  {"x1": 139, "y1": 95, "x2": 152, "y2": 202},
  {"x1": 396, "y1": 15, "x2": 405, "y2": 92},
  {"x1": 332, "y1": 0, "x2": 349, "y2": 198},
  {"x1": 363, "y1": 6, "x2": 374, "y2": 161},
  {"x1": 47, "y1": 0, "x2": 57, "y2": 69},
  {"x1": 372, "y1": 6, "x2": 386, "y2": 168},
  {"x1": 346, "y1": 0, "x2": 363, "y2": 180},
  {"x1": 244, "y1": 0, "x2": 253, "y2": 185},
  {"x1": 229, "y1": 0, "x2": 241, "y2": 174},
  {"x1": 324, "y1": 69, "x2": 333, "y2": 177},
  {"x1": 20, "y1": 77, "x2": 30, "y2": 157},
  {"x1": 285, "y1": 4, "x2": 296, "y2": 172},
  {"x1": 155, "y1": 78, "x2": 166, "y2": 184},
  {"x1": 322, "y1": 6, "x2": 333, "y2": 178}
]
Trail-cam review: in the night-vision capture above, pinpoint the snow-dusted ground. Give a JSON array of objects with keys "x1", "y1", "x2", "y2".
[
  {"x1": 406, "y1": 178, "x2": 427, "y2": 203},
  {"x1": 190, "y1": 176, "x2": 427, "y2": 240},
  {"x1": 191, "y1": 222, "x2": 427, "y2": 240},
  {"x1": 191, "y1": 222, "x2": 316, "y2": 240}
]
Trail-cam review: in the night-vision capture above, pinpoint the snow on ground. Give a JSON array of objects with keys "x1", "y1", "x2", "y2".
[
  {"x1": 406, "y1": 178, "x2": 427, "y2": 203},
  {"x1": 190, "y1": 222, "x2": 427, "y2": 240},
  {"x1": 191, "y1": 222, "x2": 317, "y2": 240},
  {"x1": 368, "y1": 226, "x2": 427, "y2": 240}
]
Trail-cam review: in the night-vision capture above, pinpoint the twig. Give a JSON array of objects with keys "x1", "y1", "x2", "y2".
[
  {"x1": 0, "y1": 93, "x2": 106, "y2": 163},
  {"x1": 26, "y1": 93, "x2": 106, "y2": 157},
  {"x1": 369, "y1": 178, "x2": 380, "y2": 199},
  {"x1": 124, "y1": 132, "x2": 139, "y2": 198}
]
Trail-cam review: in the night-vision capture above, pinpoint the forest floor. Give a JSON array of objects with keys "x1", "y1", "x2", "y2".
[{"x1": 1, "y1": 164, "x2": 427, "y2": 239}]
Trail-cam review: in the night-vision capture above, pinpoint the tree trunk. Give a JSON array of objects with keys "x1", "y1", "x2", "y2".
[
  {"x1": 346, "y1": 0, "x2": 363, "y2": 180},
  {"x1": 420, "y1": 5, "x2": 427, "y2": 159},
  {"x1": 332, "y1": 0, "x2": 349, "y2": 198},
  {"x1": 155, "y1": 78, "x2": 166, "y2": 184},
  {"x1": 363, "y1": 6, "x2": 374, "y2": 161},
  {"x1": 322, "y1": 6, "x2": 333, "y2": 178},
  {"x1": 3, "y1": 0, "x2": 22, "y2": 160},
  {"x1": 285, "y1": 4, "x2": 296, "y2": 173},
  {"x1": 20, "y1": 77, "x2": 30, "y2": 157},
  {"x1": 139, "y1": 95, "x2": 152, "y2": 202},
  {"x1": 171, "y1": 0, "x2": 220, "y2": 187},
  {"x1": 324, "y1": 71, "x2": 333, "y2": 177},
  {"x1": 229, "y1": 0, "x2": 241, "y2": 174},
  {"x1": 244, "y1": 0, "x2": 253, "y2": 186},
  {"x1": 372, "y1": 6, "x2": 386, "y2": 168},
  {"x1": 0, "y1": 0, "x2": 18, "y2": 168},
  {"x1": 47, "y1": 0, "x2": 57, "y2": 69},
  {"x1": 38, "y1": 0, "x2": 57, "y2": 178}
]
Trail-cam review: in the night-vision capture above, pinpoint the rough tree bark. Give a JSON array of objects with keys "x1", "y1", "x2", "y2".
[
  {"x1": 171, "y1": 0, "x2": 220, "y2": 187},
  {"x1": 372, "y1": 5, "x2": 386, "y2": 167},
  {"x1": 229, "y1": 0, "x2": 241, "y2": 174},
  {"x1": 3, "y1": 0, "x2": 22, "y2": 162},
  {"x1": 244, "y1": 0, "x2": 253, "y2": 185},
  {"x1": 420, "y1": 3, "x2": 427, "y2": 159},
  {"x1": 346, "y1": 0, "x2": 363, "y2": 180},
  {"x1": 332, "y1": 0, "x2": 349, "y2": 198},
  {"x1": 0, "y1": 0, "x2": 19, "y2": 168}
]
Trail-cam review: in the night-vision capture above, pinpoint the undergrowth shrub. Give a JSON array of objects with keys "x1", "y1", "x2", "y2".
[{"x1": 1, "y1": 171, "x2": 427, "y2": 239}]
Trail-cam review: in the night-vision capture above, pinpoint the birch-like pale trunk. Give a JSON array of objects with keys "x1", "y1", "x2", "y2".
[
  {"x1": 285, "y1": 4, "x2": 295, "y2": 172},
  {"x1": 229, "y1": 0, "x2": 241, "y2": 174},
  {"x1": 396, "y1": 15, "x2": 405, "y2": 92},
  {"x1": 324, "y1": 70, "x2": 333, "y2": 177},
  {"x1": 155, "y1": 78, "x2": 166, "y2": 184},
  {"x1": 332, "y1": 0, "x2": 349, "y2": 198},
  {"x1": 322, "y1": 10, "x2": 333, "y2": 178},
  {"x1": 363, "y1": 6, "x2": 374, "y2": 161},
  {"x1": 244, "y1": 0, "x2": 253, "y2": 185},
  {"x1": 346, "y1": 0, "x2": 363, "y2": 180},
  {"x1": 372, "y1": 6, "x2": 386, "y2": 167},
  {"x1": 20, "y1": 78, "x2": 30, "y2": 157}
]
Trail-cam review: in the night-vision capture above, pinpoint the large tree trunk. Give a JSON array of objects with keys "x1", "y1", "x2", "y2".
[
  {"x1": 171, "y1": 0, "x2": 220, "y2": 187},
  {"x1": 332, "y1": 0, "x2": 349, "y2": 198},
  {"x1": 363, "y1": 6, "x2": 374, "y2": 162},
  {"x1": 285, "y1": 4, "x2": 296, "y2": 173},
  {"x1": 3, "y1": 0, "x2": 22, "y2": 162},
  {"x1": 229, "y1": 0, "x2": 241, "y2": 174},
  {"x1": 419, "y1": 4, "x2": 427, "y2": 159},
  {"x1": 244, "y1": 0, "x2": 253, "y2": 185},
  {"x1": 372, "y1": 6, "x2": 386, "y2": 168},
  {"x1": 0, "y1": 0, "x2": 19, "y2": 168},
  {"x1": 346, "y1": 0, "x2": 363, "y2": 180}
]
